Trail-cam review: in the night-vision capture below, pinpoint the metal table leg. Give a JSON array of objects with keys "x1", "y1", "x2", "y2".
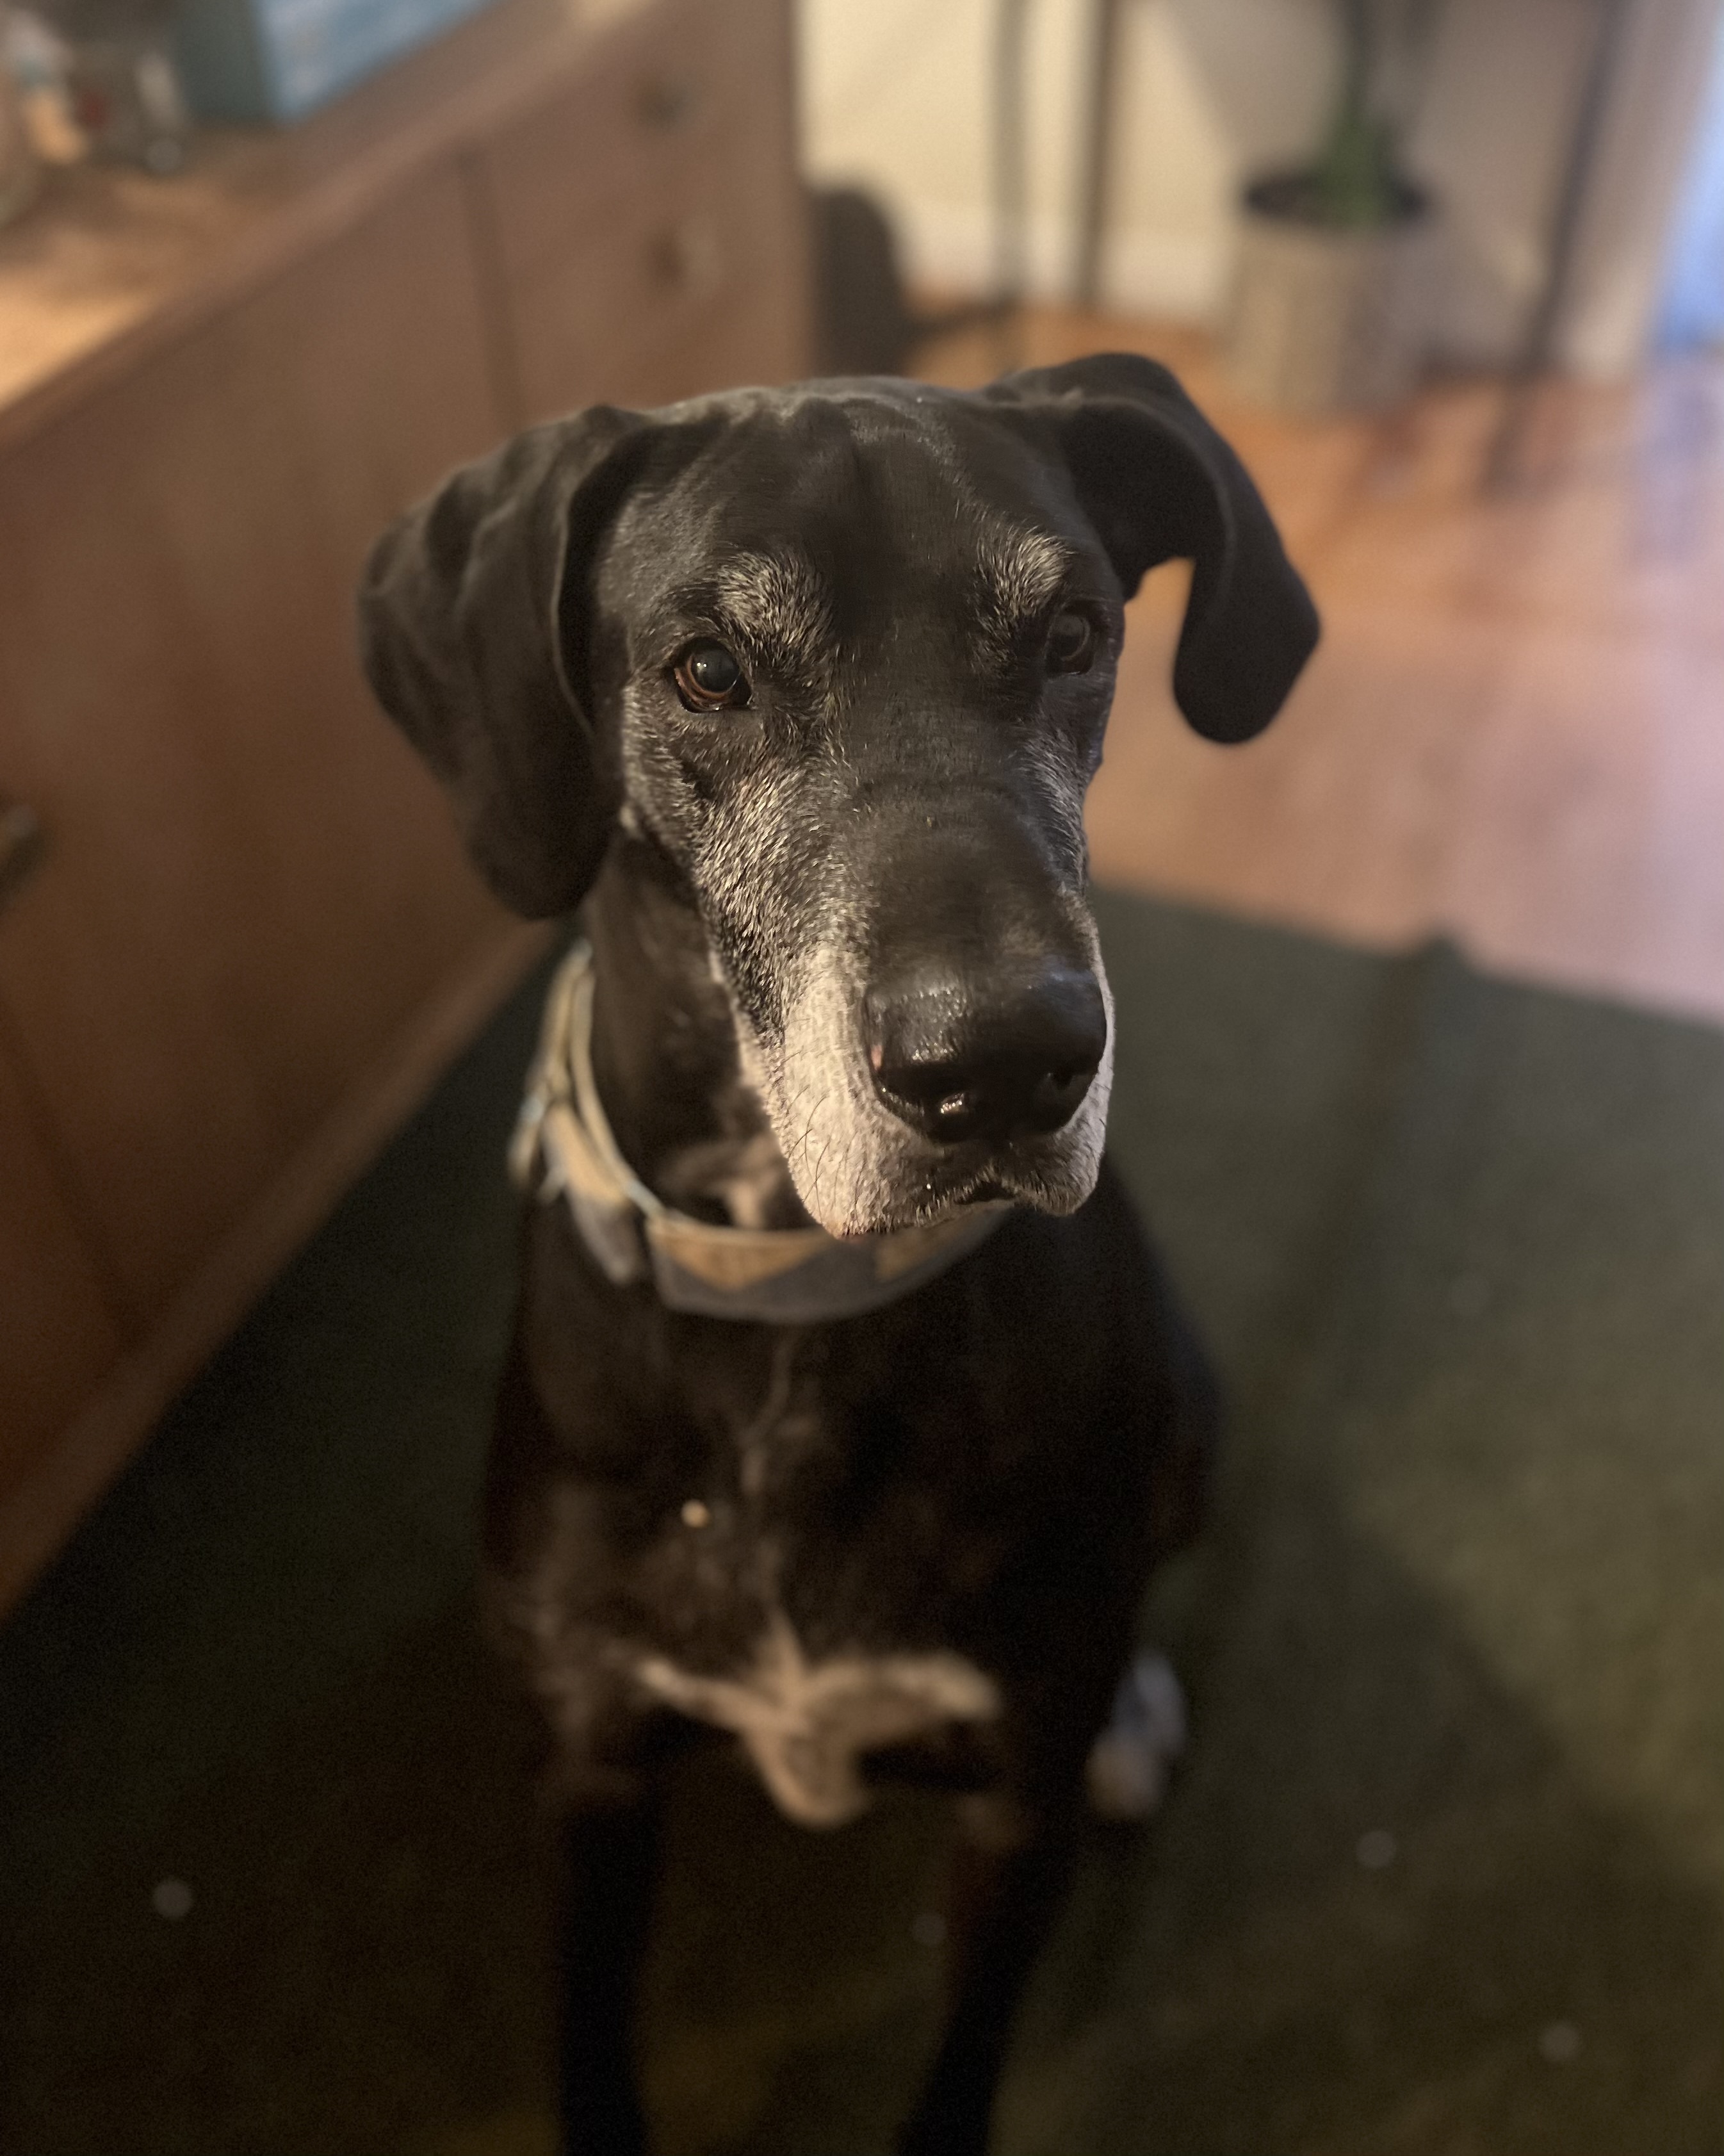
[
  {"x1": 1073, "y1": 0, "x2": 1127, "y2": 306},
  {"x1": 1484, "y1": 0, "x2": 1632, "y2": 490}
]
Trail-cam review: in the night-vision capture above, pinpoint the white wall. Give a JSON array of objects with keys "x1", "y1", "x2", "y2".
[
  {"x1": 1562, "y1": 0, "x2": 1723, "y2": 370},
  {"x1": 799, "y1": 0, "x2": 1723, "y2": 377}
]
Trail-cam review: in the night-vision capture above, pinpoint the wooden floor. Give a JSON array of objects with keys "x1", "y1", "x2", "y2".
[{"x1": 916, "y1": 310, "x2": 1724, "y2": 1025}]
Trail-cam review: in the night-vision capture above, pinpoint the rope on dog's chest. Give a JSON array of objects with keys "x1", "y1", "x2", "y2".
[{"x1": 508, "y1": 943, "x2": 1008, "y2": 1323}]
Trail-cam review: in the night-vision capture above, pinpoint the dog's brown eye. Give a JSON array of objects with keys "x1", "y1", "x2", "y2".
[
  {"x1": 1046, "y1": 609, "x2": 1096, "y2": 674},
  {"x1": 672, "y1": 641, "x2": 749, "y2": 711}
]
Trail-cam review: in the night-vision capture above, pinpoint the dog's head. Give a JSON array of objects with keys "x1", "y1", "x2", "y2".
[{"x1": 361, "y1": 355, "x2": 1317, "y2": 1237}]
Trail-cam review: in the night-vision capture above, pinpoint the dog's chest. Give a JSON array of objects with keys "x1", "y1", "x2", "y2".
[
  {"x1": 633, "y1": 1615, "x2": 998, "y2": 1827},
  {"x1": 615, "y1": 1346, "x2": 1009, "y2": 1828}
]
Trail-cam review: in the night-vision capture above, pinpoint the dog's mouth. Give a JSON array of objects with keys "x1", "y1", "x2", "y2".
[{"x1": 834, "y1": 1134, "x2": 1107, "y2": 1238}]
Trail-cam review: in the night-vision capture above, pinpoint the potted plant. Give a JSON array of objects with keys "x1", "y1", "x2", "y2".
[{"x1": 1224, "y1": 0, "x2": 1439, "y2": 414}]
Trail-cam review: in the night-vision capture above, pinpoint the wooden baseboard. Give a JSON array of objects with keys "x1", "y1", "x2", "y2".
[{"x1": 0, "y1": 920, "x2": 552, "y2": 1617}]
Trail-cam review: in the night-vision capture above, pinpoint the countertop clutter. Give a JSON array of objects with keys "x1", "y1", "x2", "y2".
[{"x1": 0, "y1": 0, "x2": 809, "y2": 1608}]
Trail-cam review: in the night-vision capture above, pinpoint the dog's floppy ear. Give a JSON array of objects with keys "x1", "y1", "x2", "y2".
[
  {"x1": 984, "y1": 352, "x2": 1319, "y2": 744},
  {"x1": 359, "y1": 409, "x2": 651, "y2": 917}
]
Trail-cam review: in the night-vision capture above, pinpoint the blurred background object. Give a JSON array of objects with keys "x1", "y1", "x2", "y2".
[
  {"x1": 1225, "y1": 162, "x2": 1432, "y2": 411},
  {"x1": 63, "y1": 24, "x2": 190, "y2": 167},
  {"x1": 4, "y1": 6, "x2": 91, "y2": 163},
  {"x1": 0, "y1": 4, "x2": 42, "y2": 217},
  {"x1": 1223, "y1": 0, "x2": 1440, "y2": 412},
  {"x1": 811, "y1": 184, "x2": 925, "y2": 373},
  {"x1": 170, "y1": 0, "x2": 496, "y2": 122},
  {"x1": 28, "y1": 0, "x2": 193, "y2": 167},
  {"x1": 1657, "y1": 0, "x2": 1724, "y2": 345}
]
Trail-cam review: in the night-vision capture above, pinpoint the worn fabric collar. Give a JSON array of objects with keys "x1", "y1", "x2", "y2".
[{"x1": 509, "y1": 942, "x2": 1009, "y2": 1323}]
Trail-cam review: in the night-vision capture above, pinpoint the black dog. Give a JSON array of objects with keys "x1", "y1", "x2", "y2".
[{"x1": 360, "y1": 353, "x2": 1317, "y2": 2154}]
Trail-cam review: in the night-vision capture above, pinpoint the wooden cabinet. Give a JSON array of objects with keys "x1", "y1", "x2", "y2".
[
  {"x1": 0, "y1": 0, "x2": 809, "y2": 1608},
  {"x1": 0, "y1": 172, "x2": 508, "y2": 1323},
  {"x1": 0, "y1": 1031, "x2": 123, "y2": 1485}
]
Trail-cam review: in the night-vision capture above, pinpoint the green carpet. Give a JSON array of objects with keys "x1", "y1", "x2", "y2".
[{"x1": 2, "y1": 891, "x2": 1720, "y2": 2156}]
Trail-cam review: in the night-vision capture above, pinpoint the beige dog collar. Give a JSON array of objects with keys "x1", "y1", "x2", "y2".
[{"x1": 509, "y1": 943, "x2": 1008, "y2": 1323}]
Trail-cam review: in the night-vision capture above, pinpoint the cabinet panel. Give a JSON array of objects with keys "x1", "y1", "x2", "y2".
[
  {"x1": 482, "y1": 0, "x2": 765, "y2": 293},
  {"x1": 0, "y1": 167, "x2": 511, "y2": 1322},
  {"x1": 0, "y1": 1018, "x2": 122, "y2": 1483},
  {"x1": 507, "y1": 168, "x2": 802, "y2": 418},
  {"x1": 594, "y1": 233, "x2": 808, "y2": 409},
  {"x1": 486, "y1": 0, "x2": 808, "y2": 421}
]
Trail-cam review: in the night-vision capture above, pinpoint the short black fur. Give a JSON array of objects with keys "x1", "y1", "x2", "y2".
[{"x1": 359, "y1": 355, "x2": 1317, "y2": 2153}]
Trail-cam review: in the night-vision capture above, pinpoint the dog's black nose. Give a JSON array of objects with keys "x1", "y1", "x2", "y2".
[{"x1": 866, "y1": 966, "x2": 1107, "y2": 1145}]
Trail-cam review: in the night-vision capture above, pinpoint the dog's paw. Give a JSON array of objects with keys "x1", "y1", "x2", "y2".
[{"x1": 1084, "y1": 1651, "x2": 1188, "y2": 1821}]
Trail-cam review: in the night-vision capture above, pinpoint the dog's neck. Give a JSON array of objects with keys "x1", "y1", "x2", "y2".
[{"x1": 585, "y1": 831, "x2": 812, "y2": 1231}]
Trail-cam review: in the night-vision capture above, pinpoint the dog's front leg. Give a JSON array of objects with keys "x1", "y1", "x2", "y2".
[
  {"x1": 558, "y1": 1790, "x2": 663, "y2": 2156},
  {"x1": 897, "y1": 1800, "x2": 1080, "y2": 2156}
]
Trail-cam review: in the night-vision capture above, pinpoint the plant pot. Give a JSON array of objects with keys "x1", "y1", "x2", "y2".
[{"x1": 1223, "y1": 171, "x2": 1436, "y2": 416}]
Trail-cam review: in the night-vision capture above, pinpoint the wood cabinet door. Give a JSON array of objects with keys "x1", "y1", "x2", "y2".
[
  {"x1": 0, "y1": 167, "x2": 513, "y2": 1325},
  {"x1": 480, "y1": 0, "x2": 809, "y2": 422},
  {"x1": 0, "y1": 1011, "x2": 122, "y2": 1483}
]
